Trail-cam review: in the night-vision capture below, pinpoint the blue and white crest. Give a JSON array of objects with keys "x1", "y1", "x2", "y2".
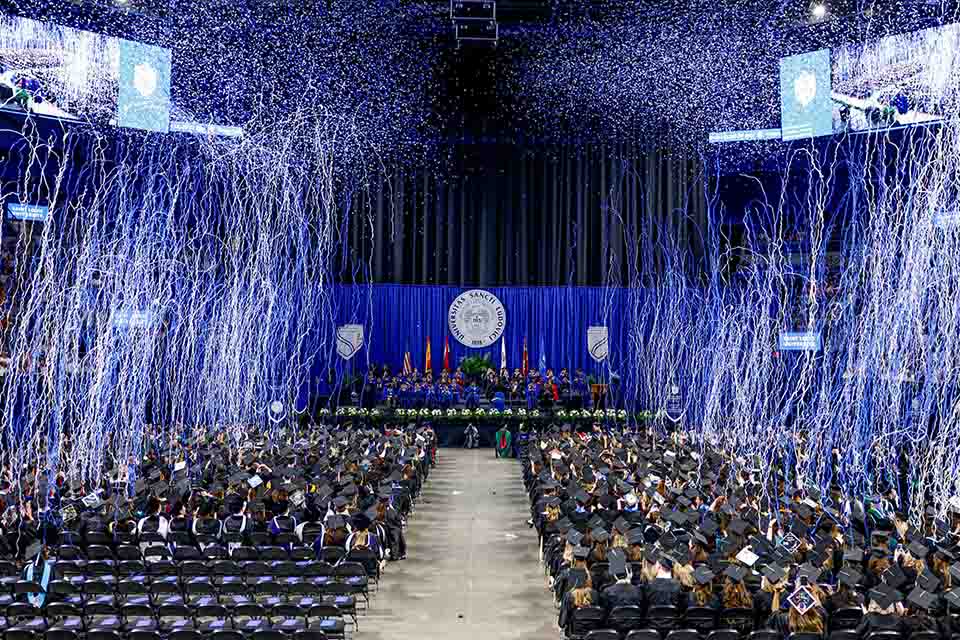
[
  {"x1": 336, "y1": 324, "x2": 364, "y2": 360},
  {"x1": 587, "y1": 326, "x2": 608, "y2": 362}
]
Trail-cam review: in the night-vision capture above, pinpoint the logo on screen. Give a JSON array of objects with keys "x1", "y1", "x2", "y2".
[
  {"x1": 133, "y1": 63, "x2": 158, "y2": 97},
  {"x1": 794, "y1": 71, "x2": 817, "y2": 108}
]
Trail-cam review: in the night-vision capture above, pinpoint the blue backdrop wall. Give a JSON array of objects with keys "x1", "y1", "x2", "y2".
[{"x1": 321, "y1": 284, "x2": 634, "y2": 382}]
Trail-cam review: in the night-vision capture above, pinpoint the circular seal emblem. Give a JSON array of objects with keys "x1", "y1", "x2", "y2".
[{"x1": 448, "y1": 289, "x2": 506, "y2": 349}]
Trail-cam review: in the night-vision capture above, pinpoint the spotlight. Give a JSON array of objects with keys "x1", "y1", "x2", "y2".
[{"x1": 810, "y1": 2, "x2": 828, "y2": 20}]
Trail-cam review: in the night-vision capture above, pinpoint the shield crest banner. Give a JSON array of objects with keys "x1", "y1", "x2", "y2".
[
  {"x1": 587, "y1": 326, "x2": 608, "y2": 362},
  {"x1": 336, "y1": 324, "x2": 364, "y2": 360}
]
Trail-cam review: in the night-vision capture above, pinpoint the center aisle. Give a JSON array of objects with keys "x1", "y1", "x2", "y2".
[{"x1": 359, "y1": 447, "x2": 558, "y2": 640}]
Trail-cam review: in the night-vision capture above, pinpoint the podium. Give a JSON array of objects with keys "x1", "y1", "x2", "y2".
[{"x1": 591, "y1": 383, "x2": 608, "y2": 408}]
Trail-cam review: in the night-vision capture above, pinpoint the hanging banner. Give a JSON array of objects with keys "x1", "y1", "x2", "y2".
[
  {"x1": 666, "y1": 384, "x2": 683, "y2": 422},
  {"x1": 448, "y1": 289, "x2": 506, "y2": 348},
  {"x1": 336, "y1": 324, "x2": 364, "y2": 360},
  {"x1": 587, "y1": 326, "x2": 609, "y2": 362}
]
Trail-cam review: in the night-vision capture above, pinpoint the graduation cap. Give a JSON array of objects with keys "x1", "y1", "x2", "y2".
[
  {"x1": 843, "y1": 547, "x2": 864, "y2": 564},
  {"x1": 917, "y1": 568, "x2": 941, "y2": 593},
  {"x1": 735, "y1": 546, "x2": 759, "y2": 567},
  {"x1": 870, "y1": 584, "x2": 903, "y2": 609},
  {"x1": 151, "y1": 482, "x2": 168, "y2": 498},
  {"x1": 945, "y1": 588, "x2": 960, "y2": 610},
  {"x1": 626, "y1": 528, "x2": 645, "y2": 545},
  {"x1": 694, "y1": 565, "x2": 715, "y2": 585},
  {"x1": 724, "y1": 564, "x2": 748, "y2": 582},
  {"x1": 950, "y1": 562, "x2": 960, "y2": 584},
  {"x1": 613, "y1": 517, "x2": 631, "y2": 535},
  {"x1": 779, "y1": 532, "x2": 802, "y2": 554},
  {"x1": 592, "y1": 528, "x2": 610, "y2": 543},
  {"x1": 837, "y1": 567, "x2": 863, "y2": 587},
  {"x1": 700, "y1": 518, "x2": 719, "y2": 537},
  {"x1": 332, "y1": 496, "x2": 349, "y2": 509},
  {"x1": 325, "y1": 514, "x2": 347, "y2": 529},
  {"x1": 797, "y1": 563, "x2": 820, "y2": 584},
  {"x1": 908, "y1": 540, "x2": 930, "y2": 560},
  {"x1": 729, "y1": 518, "x2": 751, "y2": 537},
  {"x1": 608, "y1": 549, "x2": 628, "y2": 578},
  {"x1": 573, "y1": 546, "x2": 590, "y2": 560},
  {"x1": 881, "y1": 563, "x2": 908, "y2": 589},
  {"x1": 25, "y1": 540, "x2": 43, "y2": 560},
  {"x1": 907, "y1": 586, "x2": 939, "y2": 612},
  {"x1": 787, "y1": 585, "x2": 818, "y2": 614},
  {"x1": 229, "y1": 471, "x2": 250, "y2": 484},
  {"x1": 762, "y1": 563, "x2": 787, "y2": 584}
]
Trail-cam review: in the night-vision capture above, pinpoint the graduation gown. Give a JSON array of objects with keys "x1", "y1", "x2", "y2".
[{"x1": 495, "y1": 428, "x2": 512, "y2": 458}]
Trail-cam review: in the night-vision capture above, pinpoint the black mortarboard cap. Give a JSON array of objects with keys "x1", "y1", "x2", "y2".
[
  {"x1": 613, "y1": 517, "x2": 630, "y2": 534},
  {"x1": 729, "y1": 518, "x2": 750, "y2": 537},
  {"x1": 573, "y1": 546, "x2": 590, "y2": 560},
  {"x1": 608, "y1": 549, "x2": 627, "y2": 578},
  {"x1": 592, "y1": 528, "x2": 610, "y2": 543},
  {"x1": 762, "y1": 564, "x2": 787, "y2": 584},
  {"x1": 724, "y1": 564, "x2": 747, "y2": 582},
  {"x1": 945, "y1": 588, "x2": 960, "y2": 610},
  {"x1": 907, "y1": 586, "x2": 938, "y2": 612},
  {"x1": 566, "y1": 529, "x2": 585, "y2": 546},
  {"x1": 838, "y1": 568, "x2": 863, "y2": 587},
  {"x1": 797, "y1": 563, "x2": 819, "y2": 584},
  {"x1": 870, "y1": 584, "x2": 903, "y2": 609},
  {"x1": 694, "y1": 565, "x2": 715, "y2": 585},
  {"x1": 626, "y1": 529, "x2": 645, "y2": 545},
  {"x1": 843, "y1": 547, "x2": 864, "y2": 563},
  {"x1": 909, "y1": 540, "x2": 930, "y2": 559},
  {"x1": 882, "y1": 563, "x2": 908, "y2": 589},
  {"x1": 918, "y1": 568, "x2": 941, "y2": 593}
]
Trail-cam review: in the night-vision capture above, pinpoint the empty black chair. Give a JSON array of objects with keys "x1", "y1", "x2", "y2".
[
  {"x1": 608, "y1": 606, "x2": 645, "y2": 635},
  {"x1": 45, "y1": 602, "x2": 85, "y2": 636},
  {"x1": 866, "y1": 633, "x2": 902, "y2": 640},
  {"x1": 722, "y1": 609, "x2": 755, "y2": 636},
  {"x1": 252, "y1": 631, "x2": 287, "y2": 640},
  {"x1": 173, "y1": 547, "x2": 204, "y2": 563},
  {"x1": 790, "y1": 633, "x2": 824, "y2": 640},
  {"x1": 210, "y1": 631, "x2": 246, "y2": 640},
  {"x1": 85, "y1": 632, "x2": 123, "y2": 640},
  {"x1": 306, "y1": 604, "x2": 346, "y2": 640},
  {"x1": 6, "y1": 602, "x2": 46, "y2": 634},
  {"x1": 625, "y1": 631, "x2": 662, "y2": 640},
  {"x1": 232, "y1": 604, "x2": 270, "y2": 634},
  {"x1": 709, "y1": 630, "x2": 743, "y2": 640},
  {"x1": 158, "y1": 604, "x2": 195, "y2": 632},
  {"x1": 169, "y1": 630, "x2": 205, "y2": 640},
  {"x1": 45, "y1": 629, "x2": 80, "y2": 640},
  {"x1": 830, "y1": 608, "x2": 863, "y2": 632},
  {"x1": 568, "y1": 606, "x2": 607, "y2": 639},
  {"x1": 122, "y1": 604, "x2": 158, "y2": 632},
  {"x1": 684, "y1": 607, "x2": 718, "y2": 634},
  {"x1": 270, "y1": 604, "x2": 307, "y2": 633},
  {"x1": 749, "y1": 631, "x2": 782, "y2": 640},
  {"x1": 127, "y1": 632, "x2": 163, "y2": 640},
  {"x1": 317, "y1": 548, "x2": 344, "y2": 565},
  {"x1": 292, "y1": 631, "x2": 328, "y2": 640},
  {"x1": 195, "y1": 604, "x2": 232, "y2": 632},
  {"x1": 585, "y1": 631, "x2": 620, "y2": 640},
  {"x1": 648, "y1": 605, "x2": 680, "y2": 634},
  {"x1": 344, "y1": 549, "x2": 380, "y2": 583},
  {"x1": 829, "y1": 631, "x2": 859, "y2": 640},
  {"x1": 668, "y1": 630, "x2": 703, "y2": 640}
]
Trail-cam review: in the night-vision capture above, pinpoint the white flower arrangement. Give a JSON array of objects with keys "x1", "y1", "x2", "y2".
[
  {"x1": 618, "y1": 410, "x2": 627, "y2": 418},
  {"x1": 431, "y1": 409, "x2": 441, "y2": 416},
  {"x1": 503, "y1": 409, "x2": 513, "y2": 415}
]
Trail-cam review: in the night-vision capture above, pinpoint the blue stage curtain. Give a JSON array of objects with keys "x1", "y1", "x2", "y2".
[{"x1": 323, "y1": 284, "x2": 634, "y2": 383}]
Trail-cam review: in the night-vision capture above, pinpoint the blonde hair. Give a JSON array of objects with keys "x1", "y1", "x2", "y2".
[
  {"x1": 722, "y1": 579, "x2": 752, "y2": 609},
  {"x1": 572, "y1": 575, "x2": 594, "y2": 608},
  {"x1": 673, "y1": 563, "x2": 695, "y2": 589}
]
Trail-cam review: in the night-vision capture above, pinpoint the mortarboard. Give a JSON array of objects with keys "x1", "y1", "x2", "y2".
[
  {"x1": 843, "y1": 547, "x2": 864, "y2": 564},
  {"x1": 917, "y1": 568, "x2": 941, "y2": 593},
  {"x1": 787, "y1": 585, "x2": 817, "y2": 614},
  {"x1": 724, "y1": 564, "x2": 747, "y2": 582},
  {"x1": 566, "y1": 529, "x2": 585, "y2": 546},
  {"x1": 882, "y1": 563, "x2": 908, "y2": 589},
  {"x1": 694, "y1": 565, "x2": 715, "y2": 585},
  {"x1": 908, "y1": 540, "x2": 930, "y2": 559},
  {"x1": 735, "y1": 546, "x2": 759, "y2": 567},
  {"x1": 797, "y1": 563, "x2": 819, "y2": 584},
  {"x1": 907, "y1": 586, "x2": 939, "y2": 612},
  {"x1": 573, "y1": 546, "x2": 590, "y2": 560},
  {"x1": 837, "y1": 568, "x2": 863, "y2": 587},
  {"x1": 944, "y1": 588, "x2": 960, "y2": 610},
  {"x1": 762, "y1": 564, "x2": 787, "y2": 584},
  {"x1": 608, "y1": 549, "x2": 628, "y2": 578},
  {"x1": 869, "y1": 584, "x2": 903, "y2": 609}
]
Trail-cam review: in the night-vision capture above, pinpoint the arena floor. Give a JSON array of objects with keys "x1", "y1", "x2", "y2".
[{"x1": 360, "y1": 448, "x2": 558, "y2": 639}]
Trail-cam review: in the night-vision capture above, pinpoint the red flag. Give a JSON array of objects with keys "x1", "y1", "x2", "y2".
[
  {"x1": 522, "y1": 336, "x2": 529, "y2": 376},
  {"x1": 443, "y1": 335, "x2": 451, "y2": 372},
  {"x1": 425, "y1": 336, "x2": 432, "y2": 373}
]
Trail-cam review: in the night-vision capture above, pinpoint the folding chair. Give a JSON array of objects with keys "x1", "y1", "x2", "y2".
[
  {"x1": 158, "y1": 604, "x2": 196, "y2": 633},
  {"x1": 121, "y1": 603, "x2": 158, "y2": 632},
  {"x1": 306, "y1": 603, "x2": 346, "y2": 640},
  {"x1": 231, "y1": 603, "x2": 270, "y2": 634},
  {"x1": 195, "y1": 604, "x2": 233, "y2": 632},
  {"x1": 270, "y1": 603, "x2": 308, "y2": 632}
]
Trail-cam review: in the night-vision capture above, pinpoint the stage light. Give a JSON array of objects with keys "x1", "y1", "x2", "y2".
[{"x1": 810, "y1": 3, "x2": 828, "y2": 20}]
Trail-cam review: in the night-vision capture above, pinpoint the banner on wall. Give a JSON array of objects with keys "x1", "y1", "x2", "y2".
[
  {"x1": 587, "y1": 326, "x2": 609, "y2": 362},
  {"x1": 336, "y1": 324, "x2": 364, "y2": 360},
  {"x1": 448, "y1": 289, "x2": 506, "y2": 348}
]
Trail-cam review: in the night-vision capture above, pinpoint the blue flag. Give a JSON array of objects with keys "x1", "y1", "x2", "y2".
[{"x1": 538, "y1": 336, "x2": 546, "y2": 375}]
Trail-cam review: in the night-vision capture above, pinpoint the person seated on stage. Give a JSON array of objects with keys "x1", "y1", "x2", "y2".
[
  {"x1": 399, "y1": 383, "x2": 412, "y2": 409},
  {"x1": 495, "y1": 424, "x2": 512, "y2": 458},
  {"x1": 439, "y1": 383, "x2": 454, "y2": 408},
  {"x1": 383, "y1": 381, "x2": 397, "y2": 407},
  {"x1": 453, "y1": 367, "x2": 465, "y2": 387},
  {"x1": 464, "y1": 381, "x2": 481, "y2": 409},
  {"x1": 573, "y1": 369, "x2": 590, "y2": 408},
  {"x1": 423, "y1": 382, "x2": 437, "y2": 408},
  {"x1": 463, "y1": 423, "x2": 479, "y2": 449}
]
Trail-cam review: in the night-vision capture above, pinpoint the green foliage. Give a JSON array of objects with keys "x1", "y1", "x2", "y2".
[{"x1": 461, "y1": 355, "x2": 493, "y2": 378}]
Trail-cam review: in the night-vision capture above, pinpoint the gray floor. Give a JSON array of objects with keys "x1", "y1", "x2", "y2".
[{"x1": 359, "y1": 448, "x2": 559, "y2": 640}]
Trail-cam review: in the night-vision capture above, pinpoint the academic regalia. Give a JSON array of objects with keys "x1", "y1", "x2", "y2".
[{"x1": 495, "y1": 427, "x2": 512, "y2": 458}]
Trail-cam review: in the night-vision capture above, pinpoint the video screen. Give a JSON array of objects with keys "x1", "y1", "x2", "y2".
[
  {"x1": 0, "y1": 14, "x2": 171, "y2": 132},
  {"x1": 780, "y1": 48, "x2": 834, "y2": 141},
  {"x1": 832, "y1": 23, "x2": 960, "y2": 133}
]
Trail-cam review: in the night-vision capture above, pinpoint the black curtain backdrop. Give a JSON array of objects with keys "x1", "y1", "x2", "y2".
[{"x1": 339, "y1": 143, "x2": 707, "y2": 286}]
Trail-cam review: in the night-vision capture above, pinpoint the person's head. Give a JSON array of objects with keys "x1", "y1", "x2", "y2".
[
  {"x1": 146, "y1": 496, "x2": 162, "y2": 516},
  {"x1": 788, "y1": 603, "x2": 825, "y2": 634},
  {"x1": 656, "y1": 557, "x2": 673, "y2": 578},
  {"x1": 571, "y1": 574, "x2": 594, "y2": 608},
  {"x1": 227, "y1": 496, "x2": 246, "y2": 517},
  {"x1": 722, "y1": 577, "x2": 752, "y2": 608},
  {"x1": 272, "y1": 488, "x2": 290, "y2": 515}
]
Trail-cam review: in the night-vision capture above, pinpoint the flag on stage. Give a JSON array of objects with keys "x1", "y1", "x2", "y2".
[
  {"x1": 443, "y1": 335, "x2": 451, "y2": 372},
  {"x1": 538, "y1": 336, "x2": 546, "y2": 375},
  {"x1": 425, "y1": 336, "x2": 432, "y2": 373},
  {"x1": 403, "y1": 350, "x2": 413, "y2": 375},
  {"x1": 522, "y1": 336, "x2": 529, "y2": 376},
  {"x1": 500, "y1": 336, "x2": 507, "y2": 372}
]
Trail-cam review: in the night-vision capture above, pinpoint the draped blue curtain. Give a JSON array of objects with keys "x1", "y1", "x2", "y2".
[{"x1": 322, "y1": 284, "x2": 635, "y2": 383}]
